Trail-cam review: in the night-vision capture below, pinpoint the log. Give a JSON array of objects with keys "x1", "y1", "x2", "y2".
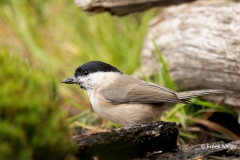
[
  {"x1": 73, "y1": 122, "x2": 178, "y2": 160},
  {"x1": 75, "y1": 0, "x2": 197, "y2": 16},
  {"x1": 139, "y1": 1, "x2": 240, "y2": 121},
  {"x1": 73, "y1": 121, "x2": 240, "y2": 159}
]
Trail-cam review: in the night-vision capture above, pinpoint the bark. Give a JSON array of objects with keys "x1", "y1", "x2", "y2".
[
  {"x1": 73, "y1": 121, "x2": 240, "y2": 159},
  {"x1": 73, "y1": 122, "x2": 178, "y2": 160},
  {"x1": 139, "y1": 1, "x2": 240, "y2": 121},
  {"x1": 75, "y1": 0, "x2": 196, "y2": 16}
]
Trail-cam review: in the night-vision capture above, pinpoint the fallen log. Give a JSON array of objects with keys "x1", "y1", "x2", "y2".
[
  {"x1": 73, "y1": 122, "x2": 178, "y2": 160},
  {"x1": 75, "y1": 0, "x2": 196, "y2": 16},
  {"x1": 139, "y1": 1, "x2": 240, "y2": 121},
  {"x1": 73, "y1": 122, "x2": 240, "y2": 159}
]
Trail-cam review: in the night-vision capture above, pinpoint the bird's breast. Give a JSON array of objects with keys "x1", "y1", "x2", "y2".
[
  {"x1": 86, "y1": 83, "x2": 171, "y2": 127},
  {"x1": 87, "y1": 89, "x2": 165, "y2": 127},
  {"x1": 86, "y1": 89, "x2": 101, "y2": 113}
]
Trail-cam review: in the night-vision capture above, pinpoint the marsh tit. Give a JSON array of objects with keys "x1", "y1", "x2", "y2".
[{"x1": 62, "y1": 61, "x2": 230, "y2": 127}]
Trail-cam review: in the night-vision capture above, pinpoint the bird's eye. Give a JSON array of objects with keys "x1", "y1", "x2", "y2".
[{"x1": 83, "y1": 70, "x2": 88, "y2": 75}]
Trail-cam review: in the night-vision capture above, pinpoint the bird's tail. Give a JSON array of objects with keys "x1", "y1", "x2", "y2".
[{"x1": 177, "y1": 89, "x2": 231, "y2": 100}]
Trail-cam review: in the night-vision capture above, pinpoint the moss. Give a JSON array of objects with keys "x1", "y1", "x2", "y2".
[{"x1": 0, "y1": 49, "x2": 76, "y2": 160}]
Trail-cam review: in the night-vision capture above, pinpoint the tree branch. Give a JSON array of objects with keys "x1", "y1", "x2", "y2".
[
  {"x1": 73, "y1": 122, "x2": 178, "y2": 159},
  {"x1": 75, "y1": 0, "x2": 197, "y2": 16}
]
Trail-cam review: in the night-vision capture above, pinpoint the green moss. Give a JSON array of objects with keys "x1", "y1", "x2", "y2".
[{"x1": 0, "y1": 49, "x2": 76, "y2": 160}]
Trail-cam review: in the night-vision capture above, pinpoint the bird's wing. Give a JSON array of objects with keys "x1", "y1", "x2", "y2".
[{"x1": 101, "y1": 74, "x2": 186, "y2": 104}]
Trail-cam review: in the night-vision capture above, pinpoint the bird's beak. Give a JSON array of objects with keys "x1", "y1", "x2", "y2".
[{"x1": 61, "y1": 76, "x2": 78, "y2": 84}]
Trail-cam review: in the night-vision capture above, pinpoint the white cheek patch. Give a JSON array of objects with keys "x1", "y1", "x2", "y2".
[{"x1": 77, "y1": 72, "x2": 107, "y2": 90}]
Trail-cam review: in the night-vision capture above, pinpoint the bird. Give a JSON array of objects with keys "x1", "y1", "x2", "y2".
[{"x1": 62, "y1": 61, "x2": 230, "y2": 127}]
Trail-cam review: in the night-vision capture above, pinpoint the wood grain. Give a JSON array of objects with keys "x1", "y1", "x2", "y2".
[{"x1": 139, "y1": 1, "x2": 240, "y2": 121}]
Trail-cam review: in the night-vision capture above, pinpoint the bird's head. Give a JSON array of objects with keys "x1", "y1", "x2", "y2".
[{"x1": 61, "y1": 61, "x2": 122, "y2": 90}]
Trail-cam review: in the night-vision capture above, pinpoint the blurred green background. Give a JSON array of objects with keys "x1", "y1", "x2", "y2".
[
  {"x1": 0, "y1": 0, "x2": 154, "y2": 159},
  {"x1": 0, "y1": 0, "x2": 239, "y2": 159}
]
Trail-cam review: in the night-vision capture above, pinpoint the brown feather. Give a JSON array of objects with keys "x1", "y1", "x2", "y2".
[{"x1": 101, "y1": 74, "x2": 187, "y2": 104}]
